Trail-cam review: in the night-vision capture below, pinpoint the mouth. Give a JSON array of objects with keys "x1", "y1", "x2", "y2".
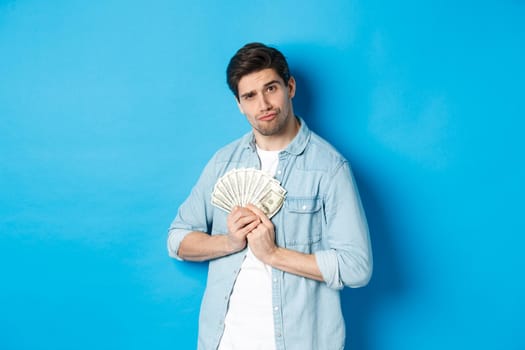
[{"x1": 259, "y1": 112, "x2": 277, "y2": 121}]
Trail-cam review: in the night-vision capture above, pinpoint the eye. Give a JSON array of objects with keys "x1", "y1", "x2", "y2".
[
  {"x1": 266, "y1": 85, "x2": 277, "y2": 93},
  {"x1": 243, "y1": 93, "x2": 255, "y2": 100}
]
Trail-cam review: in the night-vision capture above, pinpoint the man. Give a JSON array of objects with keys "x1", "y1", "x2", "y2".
[{"x1": 168, "y1": 42, "x2": 372, "y2": 350}]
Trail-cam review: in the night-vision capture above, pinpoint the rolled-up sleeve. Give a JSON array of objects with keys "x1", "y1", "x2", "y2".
[
  {"x1": 167, "y1": 228, "x2": 193, "y2": 261},
  {"x1": 167, "y1": 157, "x2": 216, "y2": 260},
  {"x1": 315, "y1": 161, "x2": 373, "y2": 289}
]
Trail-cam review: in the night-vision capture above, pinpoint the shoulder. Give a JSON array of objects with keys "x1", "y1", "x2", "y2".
[
  {"x1": 211, "y1": 130, "x2": 252, "y2": 162},
  {"x1": 303, "y1": 130, "x2": 348, "y2": 173},
  {"x1": 201, "y1": 130, "x2": 253, "y2": 180}
]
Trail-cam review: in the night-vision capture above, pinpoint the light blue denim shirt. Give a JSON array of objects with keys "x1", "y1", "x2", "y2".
[{"x1": 168, "y1": 118, "x2": 372, "y2": 350}]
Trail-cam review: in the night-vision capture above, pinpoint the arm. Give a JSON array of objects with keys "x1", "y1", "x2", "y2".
[
  {"x1": 246, "y1": 204, "x2": 324, "y2": 281},
  {"x1": 177, "y1": 207, "x2": 261, "y2": 262},
  {"x1": 177, "y1": 231, "x2": 239, "y2": 262},
  {"x1": 315, "y1": 162, "x2": 373, "y2": 289},
  {"x1": 246, "y1": 161, "x2": 372, "y2": 289},
  {"x1": 167, "y1": 154, "x2": 234, "y2": 262},
  {"x1": 267, "y1": 247, "x2": 324, "y2": 282}
]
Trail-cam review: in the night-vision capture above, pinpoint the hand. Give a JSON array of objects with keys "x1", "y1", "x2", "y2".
[
  {"x1": 226, "y1": 206, "x2": 261, "y2": 253},
  {"x1": 245, "y1": 204, "x2": 278, "y2": 264}
]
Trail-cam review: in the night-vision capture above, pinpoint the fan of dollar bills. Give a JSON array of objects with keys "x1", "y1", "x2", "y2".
[{"x1": 211, "y1": 168, "x2": 287, "y2": 218}]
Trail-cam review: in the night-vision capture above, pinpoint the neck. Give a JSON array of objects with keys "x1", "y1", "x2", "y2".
[{"x1": 254, "y1": 116, "x2": 300, "y2": 151}]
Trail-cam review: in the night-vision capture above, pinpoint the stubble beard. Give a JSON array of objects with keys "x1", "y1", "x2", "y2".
[{"x1": 253, "y1": 109, "x2": 291, "y2": 136}]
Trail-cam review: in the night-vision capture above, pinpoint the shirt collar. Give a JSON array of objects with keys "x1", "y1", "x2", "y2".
[{"x1": 241, "y1": 116, "x2": 311, "y2": 156}]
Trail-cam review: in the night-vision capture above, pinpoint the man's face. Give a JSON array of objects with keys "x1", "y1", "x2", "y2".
[{"x1": 236, "y1": 68, "x2": 296, "y2": 137}]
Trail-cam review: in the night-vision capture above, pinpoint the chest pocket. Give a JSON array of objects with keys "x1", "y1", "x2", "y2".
[{"x1": 282, "y1": 196, "x2": 323, "y2": 251}]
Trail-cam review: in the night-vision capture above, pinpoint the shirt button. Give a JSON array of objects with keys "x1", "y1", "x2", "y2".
[
  {"x1": 277, "y1": 170, "x2": 282, "y2": 174},
  {"x1": 274, "y1": 306, "x2": 279, "y2": 311},
  {"x1": 273, "y1": 278, "x2": 277, "y2": 283},
  {"x1": 276, "y1": 332, "x2": 282, "y2": 337},
  {"x1": 302, "y1": 205, "x2": 307, "y2": 210}
]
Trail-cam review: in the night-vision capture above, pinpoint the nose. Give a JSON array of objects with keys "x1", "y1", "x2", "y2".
[{"x1": 258, "y1": 94, "x2": 272, "y2": 111}]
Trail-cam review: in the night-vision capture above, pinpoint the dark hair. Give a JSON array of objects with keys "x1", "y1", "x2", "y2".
[{"x1": 226, "y1": 42, "x2": 291, "y2": 99}]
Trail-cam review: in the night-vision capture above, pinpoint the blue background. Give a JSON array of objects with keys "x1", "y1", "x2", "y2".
[{"x1": 1, "y1": 1, "x2": 524, "y2": 349}]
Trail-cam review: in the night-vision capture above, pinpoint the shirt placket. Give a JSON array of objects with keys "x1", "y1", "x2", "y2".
[
  {"x1": 216, "y1": 147, "x2": 272, "y2": 349},
  {"x1": 271, "y1": 151, "x2": 290, "y2": 350}
]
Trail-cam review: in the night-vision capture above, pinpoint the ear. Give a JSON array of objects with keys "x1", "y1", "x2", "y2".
[{"x1": 287, "y1": 76, "x2": 296, "y2": 99}]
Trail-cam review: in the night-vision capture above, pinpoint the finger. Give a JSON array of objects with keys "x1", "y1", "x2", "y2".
[
  {"x1": 239, "y1": 219, "x2": 261, "y2": 236},
  {"x1": 245, "y1": 203, "x2": 263, "y2": 217},
  {"x1": 237, "y1": 207, "x2": 257, "y2": 218},
  {"x1": 230, "y1": 206, "x2": 249, "y2": 219},
  {"x1": 246, "y1": 226, "x2": 261, "y2": 241},
  {"x1": 235, "y1": 214, "x2": 260, "y2": 229},
  {"x1": 246, "y1": 204, "x2": 272, "y2": 226},
  {"x1": 228, "y1": 207, "x2": 242, "y2": 222},
  {"x1": 228, "y1": 207, "x2": 254, "y2": 224},
  {"x1": 235, "y1": 207, "x2": 258, "y2": 221}
]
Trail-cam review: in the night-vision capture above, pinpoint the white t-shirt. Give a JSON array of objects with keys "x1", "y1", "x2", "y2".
[{"x1": 218, "y1": 147, "x2": 280, "y2": 350}]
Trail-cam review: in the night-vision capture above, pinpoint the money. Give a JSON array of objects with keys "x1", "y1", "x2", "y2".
[
  {"x1": 256, "y1": 187, "x2": 286, "y2": 218},
  {"x1": 211, "y1": 168, "x2": 286, "y2": 218}
]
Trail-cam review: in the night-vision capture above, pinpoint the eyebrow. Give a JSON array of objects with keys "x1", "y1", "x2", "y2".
[
  {"x1": 263, "y1": 80, "x2": 281, "y2": 87},
  {"x1": 239, "y1": 80, "x2": 282, "y2": 99}
]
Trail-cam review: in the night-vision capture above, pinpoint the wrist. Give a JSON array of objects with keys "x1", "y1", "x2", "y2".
[
  {"x1": 225, "y1": 234, "x2": 245, "y2": 255},
  {"x1": 265, "y1": 246, "x2": 281, "y2": 266}
]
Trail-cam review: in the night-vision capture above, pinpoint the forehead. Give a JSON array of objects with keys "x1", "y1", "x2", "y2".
[{"x1": 237, "y1": 68, "x2": 283, "y2": 94}]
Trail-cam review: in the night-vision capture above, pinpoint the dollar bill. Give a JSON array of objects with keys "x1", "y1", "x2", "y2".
[
  {"x1": 256, "y1": 188, "x2": 286, "y2": 218},
  {"x1": 211, "y1": 168, "x2": 286, "y2": 218}
]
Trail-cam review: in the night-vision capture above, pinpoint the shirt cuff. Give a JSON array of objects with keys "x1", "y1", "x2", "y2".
[
  {"x1": 315, "y1": 249, "x2": 344, "y2": 290},
  {"x1": 167, "y1": 228, "x2": 192, "y2": 261}
]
